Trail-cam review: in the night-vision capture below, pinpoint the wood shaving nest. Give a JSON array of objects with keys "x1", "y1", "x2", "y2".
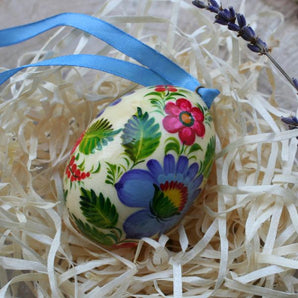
[{"x1": 0, "y1": 1, "x2": 297, "y2": 297}]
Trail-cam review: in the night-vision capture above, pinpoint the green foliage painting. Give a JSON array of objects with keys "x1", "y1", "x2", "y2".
[
  {"x1": 121, "y1": 107, "x2": 161, "y2": 165},
  {"x1": 76, "y1": 187, "x2": 122, "y2": 245},
  {"x1": 79, "y1": 118, "x2": 121, "y2": 155}
]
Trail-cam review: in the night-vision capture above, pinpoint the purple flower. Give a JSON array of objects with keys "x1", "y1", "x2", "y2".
[
  {"x1": 281, "y1": 116, "x2": 298, "y2": 130},
  {"x1": 115, "y1": 154, "x2": 203, "y2": 239},
  {"x1": 236, "y1": 13, "x2": 246, "y2": 28},
  {"x1": 208, "y1": 6, "x2": 220, "y2": 13},
  {"x1": 215, "y1": 8, "x2": 236, "y2": 25},
  {"x1": 208, "y1": 0, "x2": 220, "y2": 13},
  {"x1": 192, "y1": 0, "x2": 207, "y2": 9},
  {"x1": 228, "y1": 7, "x2": 236, "y2": 19},
  {"x1": 192, "y1": 1, "x2": 269, "y2": 55},
  {"x1": 293, "y1": 78, "x2": 298, "y2": 90},
  {"x1": 209, "y1": 0, "x2": 219, "y2": 8},
  {"x1": 255, "y1": 38, "x2": 268, "y2": 52},
  {"x1": 228, "y1": 23, "x2": 240, "y2": 32},
  {"x1": 247, "y1": 43, "x2": 261, "y2": 53},
  {"x1": 192, "y1": 0, "x2": 296, "y2": 91},
  {"x1": 240, "y1": 26, "x2": 256, "y2": 41},
  {"x1": 192, "y1": 0, "x2": 220, "y2": 13}
]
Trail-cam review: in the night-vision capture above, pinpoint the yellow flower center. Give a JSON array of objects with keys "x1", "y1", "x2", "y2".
[
  {"x1": 160, "y1": 181, "x2": 187, "y2": 211},
  {"x1": 179, "y1": 111, "x2": 194, "y2": 127}
]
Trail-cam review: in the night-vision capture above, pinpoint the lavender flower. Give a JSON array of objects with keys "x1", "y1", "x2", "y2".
[
  {"x1": 192, "y1": 0, "x2": 208, "y2": 9},
  {"x1": 192, "y1": 0, "x2": 298, "y2": 93},
  {"x1": 193, "y1": 0, "x2": 298, "y2": 137},
  {"x1": 193, "y1": 0, "x2": 220, "y2": 12},
  {"x1": 293, "y1": 78, "x2": 298, "y2": 90},
  {"x1": 281, "y1": 116, "x2": 298, "y2": 128},
  {"x1": 192, "y1": 0, "x2": 269, "y2": 54},
  {"x1": 281, "y1": 117, "x2": 298, "y2": 138},
  {"x1": 236, "y1": 13, "x2": 246, "y2": 28},
  {"x1": 215, "y1": 7, "x2": 236, "y2": 25}
]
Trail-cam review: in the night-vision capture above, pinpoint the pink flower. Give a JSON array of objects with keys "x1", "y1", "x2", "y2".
[
  {"x1": 154, "y1": 85, "x2": 178, "y2": 92},
  {"x1": 163, "y1": 98, "x2": 205, "y2": 145}
]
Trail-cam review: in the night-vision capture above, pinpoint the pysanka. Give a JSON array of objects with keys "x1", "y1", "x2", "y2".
[
  {"x1": 0, "y1": 13, "x2": 219, "y2": 248},
  {"x1": 63, "y1": 85, "x2": 216, "y2": 247}
]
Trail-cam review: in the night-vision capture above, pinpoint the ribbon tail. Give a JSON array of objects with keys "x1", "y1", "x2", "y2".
[
  {"x1": 0, "y1": 69, "x2": 21, "y2": 86},
  {"x1": 0, "y1": 13, "x2": 220, "y2": 106},
  {"x1": 0, "y1": 54, "x2": 171, "y2": 87}
]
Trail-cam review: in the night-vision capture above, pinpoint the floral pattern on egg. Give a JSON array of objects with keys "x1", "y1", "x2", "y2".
[{"x1": 63, "y1": 85, "x2": 216, "y2": 246}]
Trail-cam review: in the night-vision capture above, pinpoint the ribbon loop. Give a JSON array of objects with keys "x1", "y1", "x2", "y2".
[{"x1": 0, "y1": 13, "x2": 219, "y2": 107}]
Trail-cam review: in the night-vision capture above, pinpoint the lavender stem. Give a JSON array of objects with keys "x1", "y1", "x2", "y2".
[
  {"x1": 264, "y1": 52, "x2": 298, "y2": 92},
  {"x1": 192, "y1": 0, "x2": 298, "y2": 95}
]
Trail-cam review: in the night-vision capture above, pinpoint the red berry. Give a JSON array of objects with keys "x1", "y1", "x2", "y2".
[
  {"x1": 75, "y1": 169, "x2": 81, "y2": 177},
  {"x1": 71, "y1": 176, "x2": 75, "y2": 182},
  {"x1": 69, "y1": 156, "x2": 75, "y2": 166},
  {"x1": 168, "y1": 86, "x2": 178, "y2": 92},
  {"x1": 71, "y1": 164, "x2": 77, "y2": 172},
  {"x1": 155, "y1": 86, "x2": 166, "y2": 92},
  {"x1": 81, "y1": 172, "x2": 86, "y2": 179},
  {"x1": 86, "y1": 172, "x2": 90, "y2": 178}
]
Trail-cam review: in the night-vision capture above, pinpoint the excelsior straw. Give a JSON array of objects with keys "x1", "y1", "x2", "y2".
[{"x1": 0, "y1": 0, "x2": 297, "y2": 297}]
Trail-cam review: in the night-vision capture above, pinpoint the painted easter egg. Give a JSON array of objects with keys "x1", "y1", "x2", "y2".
[{"x1": 63, "y1": 85, "x2": 215, "y2": 247}]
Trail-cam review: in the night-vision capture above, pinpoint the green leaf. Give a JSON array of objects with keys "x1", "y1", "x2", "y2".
[
  {"x1": 144, "y1": 91, "x2": 163, "y2": 98},
  {"x1": 78, "y1": 159, "x2": 85, "y2": 171},
  {"x1": 63, "y1": 189, "x2": 68, "y2": 203},
  {"x1": 79, "y1": 187, "x2": 118, "y2": 228},
  {"x1": 196, "y1": 104, "x2": 212, "y2": 127},
  {"x1": 165, "y1": 137, "x2": 181, "y2": 155},
  {"x1": 188, "y1": 143, "x2": 203, "y2": 155},
  {"x1": 165, "y1": 92, "x2": 189, "y2": 98},
  {"x1": 121, "y1": 107, "x2": 161, "y2": 163},
  {"x1": 92, "y1": 162, "x2": 101, "y2": 174},
  {"x1": 201, "y1": 136, "x2": 216, "y2": 178},
  {"x1": 72, "y1": 215, "x2": 117, "y2": 246},
  {"x1": 79, "y1": 118, "x2": 121, "y2": 155},
  {"x1": 150, "y1": 185, "x2": 179, "y2": 219},
  {"x1": 105, "y1": 162, "x2": 124, "y2": 186},
  {"x1": 149, "y1": 101, "x2": 165, "y2": 115}
]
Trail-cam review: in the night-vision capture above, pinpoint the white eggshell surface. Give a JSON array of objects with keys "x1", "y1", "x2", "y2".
[{"x1": 63, "y1": 85, "x2": 215, "y2": 247}]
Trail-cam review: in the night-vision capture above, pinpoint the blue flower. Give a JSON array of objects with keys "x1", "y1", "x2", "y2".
[{"x1": 115, "y1": 154, "x2": 203, "y2": 239}]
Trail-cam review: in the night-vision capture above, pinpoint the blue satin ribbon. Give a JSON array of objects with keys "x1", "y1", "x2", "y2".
[
  {"x1": 0, "y1": 55, "x2": 171, "y2": 87},
  {"x1": 0, "y1": 13, "x2": 219, "y2": 107}
]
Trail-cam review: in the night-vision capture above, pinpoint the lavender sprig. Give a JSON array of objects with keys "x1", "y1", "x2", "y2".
[
  {"x1": 281, "y1": 116, "x2": 298, "y2": 130},
  {"x1": 192, "y1": 0, "x2": 298, "y2": 93},
  {"x1": 281, "y1": 116, "x2": 298, "y2": 137}
]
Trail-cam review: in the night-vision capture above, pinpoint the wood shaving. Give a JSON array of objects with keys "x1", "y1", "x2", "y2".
[{"x1": 0, "y1": 0, "x2": 297, "y2": 297}]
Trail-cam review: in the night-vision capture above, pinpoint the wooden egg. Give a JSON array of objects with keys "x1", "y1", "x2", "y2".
[{"x1": 63, "y1": 85, "x2": 215, "y2": 247}]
